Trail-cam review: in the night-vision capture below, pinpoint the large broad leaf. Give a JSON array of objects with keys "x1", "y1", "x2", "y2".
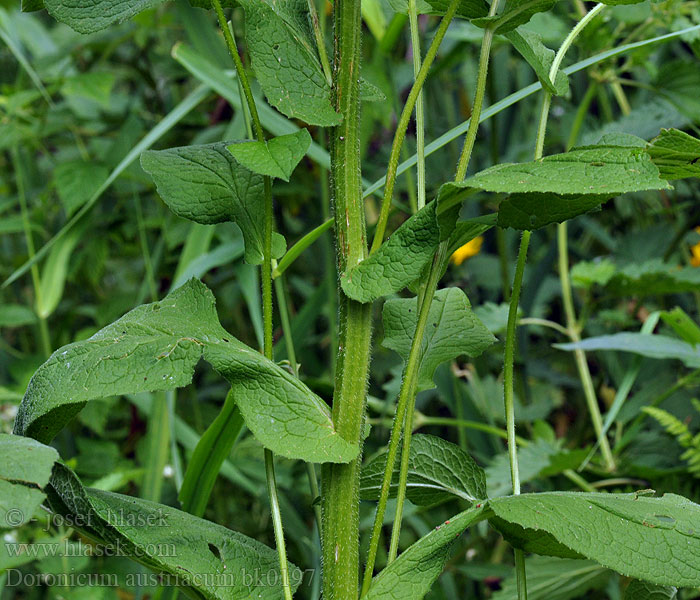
[
  {"x1": 360, "y1": 434, "x2": 486, "y2": 506},
  {"x1": 492, "y1": 556, "x2": 610, "y2": 600},
  {"x1": 46, "y1": 463, "x2": 297, "y2": 600},
  {"x1": 364, "y1": 505, "x2": 489, "y2": 600},
  {"x1": 382, "y1": 287, "x2": 496, "y2": 391},
  {"x1": 646, "y1": 128, "x2": 700, "y2": 180},
  {"x1": 606, "y1": 260, "x2": 700, "y2": 296},
  {"x1": 43, "y1": 0, "x2": 165, "y2": 33},
  {"x1": 624, "y1": 580, "x2": 677, "y2": 600},
  {"x1": 0, "y1": 434, "x2": 59, "y2": 528},
  {"x1": 438, "y1": 145, "x2": 671, "y2": 230},
  {"x1": 141, "y1": 143, "x2": 285, "y2": 265},
  {"x1": 504, "y1": 29, "x2": 568, "y2": 96},
  {"x1": 341, "y1": 201, "x2": 492, "y2": 303},
  {"x1": 489, "y1": 492, "x2": 700, "y2": 587},
  {"x1": 555, "y1": 333, "x2": 700, "y2": 369},
  {"x1": 14, "y1": 280, "x2": 357, "y2": 464},
  {"x1": 387, "y1": 0, "x2": 488, "y2": 19},
  {"x1": 227, "y1": 130, "x2": 311, "y2": 181},
  {"x1": 237, "y1": 0, "x2": 341, "y2": 126}
]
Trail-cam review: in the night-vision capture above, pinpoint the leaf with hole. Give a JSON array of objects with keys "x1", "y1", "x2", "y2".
[
  {"x1": 382, "y1": 287, "x2": 496, "y2": 391},
  {"x1": 227, "y1": 130, "x2": 311, "y2": 181},
  {"x1": 360, "y1": 434, "x2": 486, "y2": 506},
  {"x1": 141, "y1": 143, "x2": 285, "y2": 265},
  {"x1": 14, "y1": 279, "x2": 358, "y2": 463}
]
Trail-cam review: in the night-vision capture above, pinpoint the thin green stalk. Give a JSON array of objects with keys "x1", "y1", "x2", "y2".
[
  {"x1": 272, "y1": 218, "x2": 333, "y2": 278},
  {"x1": 370, "y1": 0, "x2": 460, "y2": 253},
  {"x1": 11, "y1": 147, "x2": 51, "y2": 358},
  {"x1": 361, "y1": 245, "x2": 447, "y2": 594},
  {"x1": 321, "y1": 3, "x2": 373, "y2": 599},
  {"x1": 504, "y1": 7, "x2": 608, "y2": 597},
  {"x1": 212, "y1": 3, "x2": 292, "y2": 598},
  {"x1": 409, "y1": 0, "x2": 426, "y2": 210},
  {"x1": 308, "y1": 0, "x2": 333, "y2": 85}
]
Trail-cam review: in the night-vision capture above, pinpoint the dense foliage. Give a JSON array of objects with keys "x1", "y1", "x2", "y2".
[{"x1": 2, "y1": 0, "x2": 700, "y2": 599}]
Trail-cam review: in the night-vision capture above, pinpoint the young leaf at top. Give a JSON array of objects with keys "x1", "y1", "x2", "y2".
[
  {"x1": 489, "y1": 492, "x2": 700, "y2": 587},
  {"x1": 624, "y1": 580, "x2": 677, "y2": 600},
  {"x1": 0, "y1": 434, "x2": 59, "y2": 528},
  {"x1": 383, "y1": 287, "x2": 496, "y2": 391},
  {"x1": 387, "y1": 0, "x2": 488, "y2": 19},
  {"x1": 236, "y1": 0, "x2": 342, "y2": 126},
  {"x1": 46, "y1": 463, "x2": 298, "y2": 600},
  {"x1": 504, "y1": 29, "x2": 569, "y2": 96},
  {"x1": 14, "y1": 279, "x2": 358, "y2": 464},
  {"x1": 227, "y1": 129, "x2": 312, "y2": 182},
  {"x1": 43, "y1": 0, "x2": 165, "y2": 34},
  {"x1": 646, "y1": 128, "x2": 700, "y2": 180},
  {"x1": 141, "y1": 143, "x2": 285, "y2": 265},
  {"x1": 360, "y1": 434, "x2": 487, "y2": 506},
  {"x1": 363, "y1": 504, "x2": 489, "y2": 600},
  {"x1": 438, "y1": 144, "x2": 671, "y2": 230},
  {"x1": 555, "y1": 333, "x2": 700, "y2": 368}
]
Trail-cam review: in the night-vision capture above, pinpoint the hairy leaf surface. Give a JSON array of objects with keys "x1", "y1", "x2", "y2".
[
  {"x1": 490, "y1": 492, "x2": 700, "y2": 587},
  {"x1": 141, "y1": 143, "x2": 285, "y2": 265},
  {"x1": 227, "y1": 130, "x2": 311, "y2": 181},
  {"x1": 383, "y1": 288, "x2": 496, "y2": 391},
  {"x1": 14, "y1": 280, "x2": 357, "y2": 463}
]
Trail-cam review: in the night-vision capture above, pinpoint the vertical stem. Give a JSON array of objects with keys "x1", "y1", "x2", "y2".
[
  {"x1": 212, "y1": 3, "x2": 292, "y2": 598},
  {"x1": 321, "y1": 3, "x2": 373, "y2": 599},
  {"x1": 408, "y1": 0, "x2": 426, "y2": 210},
  {"x1": 370, "y1": 0, "x2": 460, "y2": 253},
  {"x1": 308, "y1": 0, "x2": 333, "y2": 85}
]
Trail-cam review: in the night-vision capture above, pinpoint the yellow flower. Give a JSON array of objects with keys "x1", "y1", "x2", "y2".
[
  {"x1": 451, "y1": 237, "x2": 483, "y2": 266},
  {"x1": 691, "y1": 227, "x2": 700, "y2": 267}
]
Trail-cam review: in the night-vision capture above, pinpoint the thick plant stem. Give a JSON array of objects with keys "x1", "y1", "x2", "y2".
[
  {"x1": 321, "y1": 3, "x2": 372, "y2": 599},
  {"x1": 212, "y1": 3, "x2": 292, "y2": 599},
  {"x1": 370, "y1": 0, "x2": 460, "y2": 253}
]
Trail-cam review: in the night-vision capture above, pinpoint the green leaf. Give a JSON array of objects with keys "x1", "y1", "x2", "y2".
[
  {"x1": 603, "y1": 259, "x2": 700, "y2": 296},
  {"x1": 360, "y1": 434, "x2": 486, "y2": 506},
  {"x1": 646, "y1": 128, "x2": 700, "y2": 180},
  {"x1": 492, "y1": 556, "x2": 610, "y2": 600},
  {"x1": 140, "y1": 143, "x2": 285, "y2": 265},
  {"x1": 382, "y1": 287, "x2": 496, "y2": 391},
  {"x1": 438, "y1": 145, "x2": 671, "y2": 230},
  {"x1": 473, "y1": 0, "x2": 558, "y2": 34},
  {"x1": 46, "y1": 463, "x2": 299, "y2": 599},
  {"x1": 53, "y1": 161, "x2": 109, "y2": 217},
  {"x1": 490, "y1": 492, "x2": 700, "y2": 587},
  {"x1": 0, "y1": 304, "x2": 37, "y2": 327},
  {"x1": 43, "y1": 0, "x2": 165, "y2": 33},
  {"x1": 556, "y1": 333, "x2": 700, "y2": 368},
  {"x1": 237, "y1": 0, "x2": 341, "y2": 126},
  {"x1": 21, "y1": 0, "x2": 44, "y2": 12},
  {"x1": 0, "y1": 433, "x2": 59, "y2": 528},
  {"x1": 36, "y1": 224, "x2": 83, "y2": 319},
  {"x1": 227, "y1": 130, "x2": 311, "y2": 182},
  {"x1": 660, "y1": 307, "x2": 700, "y2": 346},
  {"x1": 179, "y1": 389, "x2": 245, "y2": 517},
  {"x1": 386, "y1": 0, "x2": 488, "y2": 19},
  {"x1": 14, "y1": 280, "x2": 358, "y2": 463},
  {"x1": 570, "y1": 259, "x2": 616, "y2": 289},
  {"x1": 504, "y1": 29, "x2": 568, "y2": 96},
  {"x1": 624, "y1": 580, "x2": 677, "y2": 600},
  {"x1": 364, "y1": 505, "x2": 489, "y2": 600}
]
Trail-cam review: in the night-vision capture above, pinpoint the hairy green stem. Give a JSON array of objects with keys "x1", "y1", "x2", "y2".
[
  {"x1": 409, "y1": 0, "x2": 426, "y2": 210},
  {"x1": 212, "y1": 2, "x2": 292, "y2": 598},
  {"x1": 321, "y1": 3, "x2": 373, "y2": 599},
  {"x1": 370, "y1": 0, "x2": 460, "y2": 253}
]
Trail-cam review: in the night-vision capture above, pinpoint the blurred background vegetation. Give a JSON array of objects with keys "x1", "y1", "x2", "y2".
[{"x1": 1, "y1": 0, "x2": 700, "y2": 598}]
